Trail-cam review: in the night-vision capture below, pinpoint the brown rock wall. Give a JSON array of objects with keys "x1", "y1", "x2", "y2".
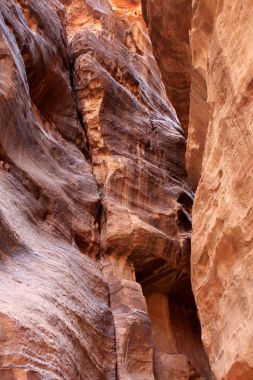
[
  {"x1": 142, "y1": 0, "x2": 192, "y2": 134},
  {"x1": 3, "y1": 0, "x2": 250, "y2": 379},
  {"x1": 0, "y1": 0, "x2": 194, "y2": 378},
  {"x1": 0, "y1": 1, "x2": 116, "y2": 378}
]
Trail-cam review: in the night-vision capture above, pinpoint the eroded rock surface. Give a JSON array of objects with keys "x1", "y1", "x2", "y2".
[
  {"x1": 0, "y1": 0, "x2": 197, "y2": 379},
  {"x1": 3, "y1": 0, "x2": 249, "y2": 379},
  {"x1": 64, "y1": 0, "x2": 197, "y2": 377},
  {"x1": 142, "y1": 0, "x2": 192, "y2": 134},
  {"x1": 189, "y1": 1, "x2": 253, "y2": 379},
  {"x1": 0, "y1": 1, "x2": 115, "y2": 378},
  {"x1": 142, "y1": 1, "x2": 253, "y2": 380}
]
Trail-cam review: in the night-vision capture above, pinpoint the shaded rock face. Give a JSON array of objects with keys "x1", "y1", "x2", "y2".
[
  {"x1": 0, "y1": 0, "x2": 207, "y2": 379},
  {"x1": 142, "y1": 0, "x2": 192, "y2": 135},
  {"x1": 142, "y1": 1, "x2": 253, "y2": 380}
]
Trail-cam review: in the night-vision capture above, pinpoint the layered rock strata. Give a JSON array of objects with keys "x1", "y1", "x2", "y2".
[
  {"x1": 0, "y1": 1, "x2": 115, "y2": 378},
  {"x1": 0, "y1": 0, "x2": 219, "y2": 379},
  {"x1": 142, "y1": 0, "x2": 253, "y2": 379},
  {"x1": 189, "y1": 1, "x2": 253, "y2": 379}
]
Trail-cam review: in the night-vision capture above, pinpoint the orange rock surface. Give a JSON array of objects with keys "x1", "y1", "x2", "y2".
[
  {"x1": 189, "y1": 1, "x2": 253, "y2": 379},
  {"x1": 0, "y1": 0, "x2": 200, "y2": 379},
  {"x1": 2, "y1": 1, "x2": 251, "y2": 380},
  {"x1": 143, "y1": 0, "x2": 253, "y2": 379}
]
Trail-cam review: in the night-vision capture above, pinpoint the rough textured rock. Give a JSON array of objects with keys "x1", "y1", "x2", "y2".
[
  {"x1": 64, "y1": 0, "x2": 198, "y2": 377},
  {"x1": 0, "y1": 1, "x2": 115, "y2": 378},
  {"x1": 4, "y1": 0, "x2": 249, "y2": 379},
  {"x1": 189, "y1": 1, "x2": 253, "y2": 379},
  {"x1": 142, "y1": 0, "x2": 192, "y2": 134},
  {"x1": 65, "y1": 0, "x2": 192, "y2": 292},
  {"x1": 102, "y1": 256, "x2": 154, "y2": 380},
  {"x1": 0, "y1": 0, "x2": 198, "y2": 379},
  {"x1": 142, "y1": 1, "x2": 253, "y2": 379}
]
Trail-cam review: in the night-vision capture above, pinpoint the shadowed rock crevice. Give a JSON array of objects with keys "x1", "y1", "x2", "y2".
[
  {"x1": 141, "y1": 0, "x2": 192, "y2": 135},
  {"x1": 141, "y1": 267, "x2": 213, "y2": 379}
]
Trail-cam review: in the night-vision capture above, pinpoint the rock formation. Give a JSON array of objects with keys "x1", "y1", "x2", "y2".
[
  {"x1": 142, "y1": 0, "x2": 192, "y2": 135},
  {"x1": 189, "y1": 1, "x2": 253, "y2": 379},
  {"x1": 0, "y1": 1, "x2": 115, "y2": 378},
  {"x1": 1, "y1": 0, "x2": 252, "y2": 379},
  {"x1": 0, "y1": 0, "x2": 209, "y2": 379},
  {"x1": 143, "y1": 0, "x2": 253, "y2": 379}
]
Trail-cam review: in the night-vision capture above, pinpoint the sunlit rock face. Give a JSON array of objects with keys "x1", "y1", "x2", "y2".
[{"x1": 189, "y1": 1, "x2": 253, "y2": 379}]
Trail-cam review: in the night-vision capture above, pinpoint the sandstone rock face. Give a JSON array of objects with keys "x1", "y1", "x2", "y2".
[
  {"x1": 0, "y1": 0, "x2": 200, "y2": 379},
  {"x1": 142, "y1": 1, "x2": 253, "y2": 380},
  {"x1": 65, "y1": 0, "x2": 192, "y2": 291},
  {"x1": 186, "y1": 0, "x2": 217, "y2": 189},
  {"x1": 2, "y1": 0, "x2": 242, "y2": 379},
  {"x1": 0, "y1": 1, "x2": 115, "y2": 378},
  {"x1": 142, "y1": 0, "x2": 192, "y2": 134},
  {"x1": 189, "y1": 1, "x2": 253, "y2": 379},
  {"x1": 64, "y1": 1, "x2": 202, "y2": 378}
]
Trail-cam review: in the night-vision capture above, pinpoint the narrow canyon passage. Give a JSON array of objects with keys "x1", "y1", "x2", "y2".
[
  {"x1": 65, "y1": 0, "x2": 213, "y2": 377},
  {"x1": 0, "y1": 0, "x2": 210, "y2": 379},
  {"x1": 0, "y1": 0, "x2": 252, "y2": 380}
]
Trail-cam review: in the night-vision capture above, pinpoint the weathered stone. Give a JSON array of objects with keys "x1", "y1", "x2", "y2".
[
  {"x1": 103, "y1": 256, "x2": 154, "y2": 379},
  {"x1": 189, "y1": 1, "x2": 253, "y2": 379},
  {"x1": 142, "y1": 0, "x2": 192, "y2": 134},
  {"x1": 66, "y1": 0, "x2": 192, "y2": 292},
  {"x1": 4, "y1": 1, "x2": 252, "y2": 380},
  {"x1": 0, "y1": 1, "x2": 115, "y2": 378}
]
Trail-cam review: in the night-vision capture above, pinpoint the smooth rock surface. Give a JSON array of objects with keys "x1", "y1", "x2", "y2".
[{"x1": 142, "y1": 0, "x2": 192, "y2": 134}]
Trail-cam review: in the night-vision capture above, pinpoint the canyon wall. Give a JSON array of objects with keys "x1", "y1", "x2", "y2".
[
  {"x1": 190, "y1": 1, "x2": 253, "y2": 379},
  {"x1": 1, "y1": 0, "x2": 252, "y2": 379},
  {"x1": 0, "y1": 1, "x2": 116, "y2": 378},
  {"x1": 141, "y1": 0, "x2": 192, "y2": 135},
  {"x1": 0, "y1": 0, "x2": 210, "y2": 379},
  {"x1": 144, "y1": 0, "x2": 253, "y2": 379}
]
